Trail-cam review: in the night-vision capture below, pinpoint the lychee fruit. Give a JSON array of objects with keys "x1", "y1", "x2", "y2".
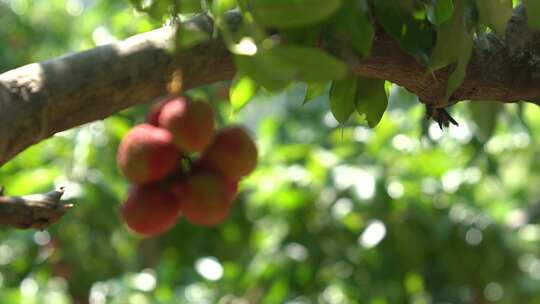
[
  {"x1": 172, "y1": 171, "x2": 233, "y2": 226},
  {"x1": 158, "y1": 98, "x2": 215, "y2": 153},
  {"x1": 199, "y1": 126, "x2": 258, "y2": 179},
  {"x1": 117, "y1": 124, "x2": 179, "y2": 184},
  {"x1": 121, "y1": 184, "x2": 182, "y2": 236}
]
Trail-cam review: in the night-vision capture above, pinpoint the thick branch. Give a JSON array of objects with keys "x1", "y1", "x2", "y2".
[
  {"x1": 0, "y1": 14, "x2": 235, "y2": 166},
  {"x1": 354, "y1": 32, "x2": 540, "y2": 108},
  {"x1": 1, "y1": 9, "x2": 540, "y2": 166},
  {"x1": 0, "y1": 187, "x2": 72, "y2": 229}
]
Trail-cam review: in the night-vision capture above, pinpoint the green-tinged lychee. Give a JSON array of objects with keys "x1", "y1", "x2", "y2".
[
  {"x1": 199, "y1": 126, "x2": 258, "y2": 179},
  {"x1": 171, "y1": 171, "x2": 232, "y2": 226}
]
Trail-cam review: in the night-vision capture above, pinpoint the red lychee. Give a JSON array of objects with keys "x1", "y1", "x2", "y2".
[
  {"x1": 117, "y1": 124, "x2": 179, "y2": 184},
  {"x1": 121, "y1": 184, "x2": 182, "y2": 236},
  {"x1": 158, "y1": 98, "x2": 215, "y2": 153}
]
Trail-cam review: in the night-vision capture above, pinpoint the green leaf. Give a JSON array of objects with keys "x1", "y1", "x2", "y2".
[
  {"x1": 269, "y1": 45, "x2": 347, "y2": 83},
  {"x1": 281, "y1": 27, "x2": 321, "y2": 46},
  {"x1": 475, "y1": 0, "x2": 512, "y2": 37},
  {"x1": 427, "y1": 0, "x2": 454, "y2": 26},
  {"x1": 469, "y1": 101, "x2": 502, "y2": 142},
  {"x1": 147, "y1": 1, "x2": 170, "y2": 20},
  {"x1": 445, "y1": 36, "x2": 473, "y2": 100},
  {"x1": 333, "y1": 0, "x2": 374, "y2": 57},
  {"x1": 212, "y1": 0, "x2": 237, "y2": 16},
  {"x1": 524, "y1": 0, "x2": 540, "y2": 30},
  {"x1": 235, "y1": 52, "x2": 296, "y2": 91},
  {"x1": 373, "y1": 0, "x2": 435, "y2": 63},
  {"x1": 428, "y1": 0, "x2": 474, "y2": 99},
  {"x1": 230, "y1": 74, "x2": 258, "y2": 111},
  {"x1": 355, "y1": 77, "x2": 388, "y2": 128},
  {"x1": 429, "y1": 0, "x2": 472, "y2": 70},
  {"x1": 182, "y1": 0, "x2": 204, "y2": 13},
  {"x1": 329, "y1": 78, "x2": 357, "y2": 123},
  {"x1": 238, "y1": 0, "x2": 249, "y2": 12},
  {"x1": 177, "y1": 25, "x2": 210, "y2": 48},
  {"x1": 236, "y1": 45, "x2": 346, "y2": 91},
  {"x1": 251, "y1": 0, "x2": 343, "y2": 28},
  {"x1": 303, "y1": 82, "x2": 329, "y2": 105}
]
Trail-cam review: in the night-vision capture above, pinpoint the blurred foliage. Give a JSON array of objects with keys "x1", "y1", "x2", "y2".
[{"x1": 1, "y1": 0, "x2": 540, "y2": 303}]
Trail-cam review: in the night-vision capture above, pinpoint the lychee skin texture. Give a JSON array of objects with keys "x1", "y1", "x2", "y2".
[
  {"x1": 158, "y1": 98, "x2": 215, "y2": 153},
  {"x1": 117, "y1": 124, "x2": 179, "y2": 184},
  {"x1": 199, "y1": 126, "x2": 258, "y2": 179},
  {"x1": 173, "y1": 172, "x2": 232, "y2": 226},
  {"x1": 121, "y1": 184, "x2": 181, "y2": 236}
]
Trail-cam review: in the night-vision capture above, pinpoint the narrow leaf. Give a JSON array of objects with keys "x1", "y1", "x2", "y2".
[
  {"x1": 445, "y1": 36, "x2": 473, "y2": 100},
  {"x1": 429, "y1": 0, "x2": 470, "y2": 70},
  {"x1": 469, "y1": 101, "x2": 502, "y2": 142},
  {"x1": 329, "y1": 78, "x2": 357, "y2": 123}
]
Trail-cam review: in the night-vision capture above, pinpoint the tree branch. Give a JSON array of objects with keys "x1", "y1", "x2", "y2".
[
  {"x1": 0, "y1": 14, "x2": 235, "y2": 166},
  {"x1": 0, "y1": 187, "x2": 73, "y2": 229},
  {"x1": 1, "y1": 8, "x2": 539, "y2": 166}
]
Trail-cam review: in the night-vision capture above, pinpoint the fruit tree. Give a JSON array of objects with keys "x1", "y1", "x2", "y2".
[{"x1": 2, "y1": 1, "x2": 540, "y2": 302}]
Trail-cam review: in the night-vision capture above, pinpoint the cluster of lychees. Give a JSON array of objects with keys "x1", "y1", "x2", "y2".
[{"x1": 117, "y1": 97, "x2": 258, "y2": 236}]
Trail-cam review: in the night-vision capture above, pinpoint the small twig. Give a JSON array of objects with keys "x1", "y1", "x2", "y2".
[{"x1": 0, "y1": 187, "x2": 73, "y2": 230}]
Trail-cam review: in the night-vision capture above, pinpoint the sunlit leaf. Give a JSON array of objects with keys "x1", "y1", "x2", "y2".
[
  {"x1": 212, "y1": 0, "x2": 237, "y2": 16},
  {"x1": 230, "y1": 74, "x2": 258, "y2": 111}
]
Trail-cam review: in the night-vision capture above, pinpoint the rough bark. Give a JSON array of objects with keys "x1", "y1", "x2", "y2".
[{"x1": 0, "y1": 9, "x2": 539, "y2": 166}]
